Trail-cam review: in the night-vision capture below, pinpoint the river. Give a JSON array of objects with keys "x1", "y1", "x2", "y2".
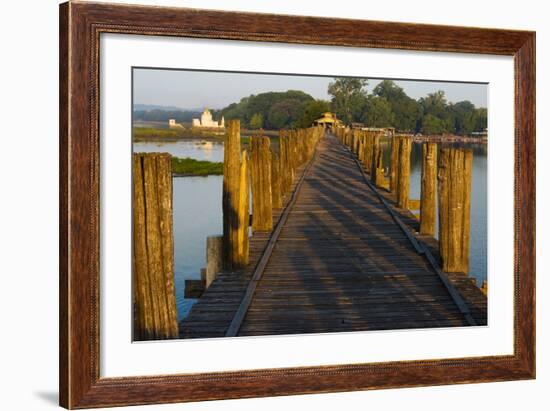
[{"x1": 134, "y1": 138, "x2": 487, "y2": 321}]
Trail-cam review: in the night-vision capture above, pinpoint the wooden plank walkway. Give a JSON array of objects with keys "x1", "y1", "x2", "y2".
[{"x1": 180, "y1": 133, "x2": 487, "y2": 339}]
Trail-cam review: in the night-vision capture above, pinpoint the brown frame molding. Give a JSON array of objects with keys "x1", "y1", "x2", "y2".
[{"x1": 59, "y1": 1, "x2": 535, "y2": 408}]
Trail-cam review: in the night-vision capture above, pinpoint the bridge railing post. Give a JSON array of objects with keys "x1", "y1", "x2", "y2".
[
  {"x1": 390, "y1": 134, "x2": 399, "y2": 193},
  {"x1": 223, "y1": 120, "x2": 248, "y2": 270},
  {"x1": 279, "y1": 130, "x2": 293, "y2": 195},
  {"x1": 438, "y1": 147, "x2": 473, "y2": 274},
  {"x1": 133, "y1": 152, "x2": 179, "y2": 340},
  {"x1": 396, "y1": 135, "x2": 412, "y2": 209},
  {"x1": 236, "y1": 149, "x2": 250, "y2": 267},
  {"x1": 371, "y1": 134, "x2": 385, "y2": 187},
  {"x1": 250, "y1": 136, "x2": 273, "y2": 232},
  {"x1": 206, "y1": 235, "x2": 223, "y2": 287},
  {"x1": 420, "y1": 142, "x2": 438, "y2": 236},
  {"x1": 271, "y1": 151, "x2": 283, "y2": 209}
]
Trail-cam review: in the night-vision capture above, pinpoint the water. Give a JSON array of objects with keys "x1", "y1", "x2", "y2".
[
  {"x1": 135, "y1": 140, "x2": 224, "y2": 162},
  {"x1": 383, "y1": 141, "x2": 487, "y2": 285},
  {"x1": 134, "y1": 140, "x2": 224, "y2": 320},
  {"x1": 133, "y1": 138, "x2": 488, "y2": 321}
]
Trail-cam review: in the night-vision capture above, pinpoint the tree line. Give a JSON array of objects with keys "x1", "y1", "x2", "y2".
[
  {"x1": 216, "y1": 79, "x2": 486, "y2": 134},
  {"x1": 134, "y1": 79, "x2": 487, "y2": 135},
  {"x1": 215, "y1": 90, "x2": 327, "y2": 130},
  {"x1": 327, "y1": 78, "x2": 487, "y2": 135},
  {"x1": 133, "y1": 109, "x2": 201, "y2": 123}
]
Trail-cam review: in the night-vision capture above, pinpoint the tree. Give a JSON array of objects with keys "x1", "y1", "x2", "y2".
[
  {"x1": 266, "y1": 99, "x2": 305, "y2": 129},
  {"x1": 328, "y1": 77, "x2": 368, "y2": 124},
  {"x1": 362, "y1": 96, "x2": 394, "y2": 127},
  {"x1": 448, "y1": 101, "x2": 476, "y2": 134},
  {"x1": 420, "y1": 114, "x2": 448, "y2": 134},
  {"x1": 372, "y1": 80, "x2": 419, "y2": 131},
  {"x1": 296, "y1": 99, "x2": 331, "y2": 128},
  {"x1": 249, "y1": 113, "x2": 263, "y2": 129},
  {"x1": 220, "y1": 90, "x2": 313, "y2": 129},
  {"x1": 419, "y1": 90, "x2": 456, "y2": 134},
  {"x1": 474, "y1": 108, "x2": 488, "y2": 132}
]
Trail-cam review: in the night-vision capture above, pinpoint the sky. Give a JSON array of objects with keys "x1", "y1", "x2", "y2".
[{"x1": 133, "y1": 68, "x2": 487, "y2": 110}]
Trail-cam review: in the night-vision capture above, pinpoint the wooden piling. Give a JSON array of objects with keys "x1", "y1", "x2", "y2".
[
  {"x1": 222, "y1": 120, "x2": 242, "y2": 270},
  {"x1": 358, "y1": 133, "x2": 364, "y2": 163},
  {"x1": 390, "y1": 135, "x2": 399, "y2": 193},
  {"x1": 278, "y1": 130, "x2": 293, "y2": 195},
  {"x1": 133, "y1": 152, "x2": 179, "y2": 340},
  {"x1": 206, "y1": 235, "x2": 223, "y2": 288},
  {"x1": 420, "y1": 142, "x2": 438, "y2": 236},
  {"x1": 236, "y1": 150, "x2": 250, "y2": 267},
  {"x1": 396, "y1": 136, "x2": 412, "y2": 209},
  {"x1": 372, "y1": 136, "x2": 385, "y2": 187},
  {"x1": 250, "y1": 136, "x2": 273, "y2": 231},
  {"x1": 438, "y1": 148, "x2": 473, "y2": 274},
  {"x1": 271, "y1": 151, "x2": 283, "y2": 208}
]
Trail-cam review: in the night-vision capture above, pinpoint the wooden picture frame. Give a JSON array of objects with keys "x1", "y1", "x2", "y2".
[{"x1": 59, "y1": 1, "x2": 535, "y2": 408}]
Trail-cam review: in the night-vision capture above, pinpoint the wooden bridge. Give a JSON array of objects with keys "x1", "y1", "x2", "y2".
[{"x1": 179, "y1": 132, "x2": 487, "y2": 339}]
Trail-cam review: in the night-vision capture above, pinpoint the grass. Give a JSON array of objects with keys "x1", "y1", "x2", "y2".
[
  {"x1": 133, "y1": 126, "x2": 281, "y2": 142},
  {"x1": 171, "y1": 157, "x2": 223, "y2": 176},
  {"x1": 133, "y1": 127, "x2": 184, "y2": 139},
  {"x1": 133, "y1": 127, "x2": 224, "y2": 141}
]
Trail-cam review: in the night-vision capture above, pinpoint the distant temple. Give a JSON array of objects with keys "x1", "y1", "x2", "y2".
[
  {"x1": 192, "y1": 108, "x2": 225, "y2": 129},
  {"x1": 168, "y1": 119, "x2": 183, "y2": 128}
]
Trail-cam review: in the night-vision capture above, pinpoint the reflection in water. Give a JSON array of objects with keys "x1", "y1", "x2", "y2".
[
  {"x1": 173, "y1": 176, "x2": 223, "y2": 319},
  {"x1": 134, "y1": 138, "x2": 487, "y2": 320},
  {"x1": 134, "y1": 140, "x2": 224, "y2": 162}
]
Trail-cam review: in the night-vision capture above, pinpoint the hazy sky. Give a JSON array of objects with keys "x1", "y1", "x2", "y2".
[{"x1": 133, "y1": 68, "x2": 487, "y2": 110}]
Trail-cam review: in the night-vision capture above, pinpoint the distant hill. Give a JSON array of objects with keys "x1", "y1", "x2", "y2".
[
  {"x1": 133, "y1": 104, "x2": 189, "y2": 111},
  {"x1": 133, "y1": 104, "x2": 203, "y2": 123}
]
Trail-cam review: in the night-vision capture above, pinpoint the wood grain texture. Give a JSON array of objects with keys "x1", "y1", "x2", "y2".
[
  {"x1": 420, "y1": 143, "x2": 437, "y2": 236},
  {"x1": 59, "y1": 1, "x2": 535, "y2": 408}
]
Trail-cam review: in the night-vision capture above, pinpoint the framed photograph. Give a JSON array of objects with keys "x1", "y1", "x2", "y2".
[{"x1": 59, "y1": 1, "x2": 535, "y2": 408}]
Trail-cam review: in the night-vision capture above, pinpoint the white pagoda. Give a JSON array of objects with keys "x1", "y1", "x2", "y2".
[{"x1": 192, "y1": 108, "x2": 225, "y2": 129}]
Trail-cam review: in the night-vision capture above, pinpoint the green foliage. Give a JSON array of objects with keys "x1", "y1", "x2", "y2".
[
  {"x1": 133, "y1": 127, "x2": 183, "y2": 139},
  {"x1": 221, "y1": 90, "x2": 313, "y2": 129},
  {"x1": 372, "y1": 80, "x2": 419, "y2": 132},
  {"x1": 132, "y1": 127, "x2": 223, "y2": 141},
  {"x1": 249, "y1": 113, "x2": 264, "y2": 129},
  {"x1": 420, "y1": 114, "x2": 448, "y2": 134},
  {"x1": 328, "y1": 78, "x2": 368, "y2": 124},
  {"x1": 267, "y1": 99, "x2": 304, "y2": 129},
  {"x1": 474, "y1": 108, "x2": 488, "y2": 132},
  {"x1": 362, "y1": 96, "x2": 395, "y2": 127},
  {"x1": 370, "y1": 81, "x2": 487, "y2": 134},
  {"x1": 295, "y1": 99, "x2": 331, "y2": 128},
  {"x1": 171, "y1": 157, "x2": 223, "y2": 176}
]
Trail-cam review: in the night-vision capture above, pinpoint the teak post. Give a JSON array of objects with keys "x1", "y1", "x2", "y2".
[
  {"x1": 438, "y1": 148, "x2": 473, "y2": 274},
  {"x1": 271, "y1": 151, "x2": 283, "y2": 209},
  {"x1": 390, "y1": 134, "x2": 399, "y2": 193},
  {"x1": 236, "y1": 150, "x2": 250, "y2": 267},
  {"x1": 205, "y1": 235, "x2": 223, "y2": 287},
  {"x1": 222, "y1": 120, "x2": 242, "y2": 270},
  {"x1": 132, "y1": 153, "x2": 179, "y2": 340},
  {"x1": 278, "y1": 130, "x2": 293, "y2": 195},
  {"x1": 370, "y1": 134, "x2": 383, "y2": 185},
  {"x1": 250, "y1": 136, "x2": 273, "y2": 231},
  {"x1": 419, "y1": 142, "x2": 438, "y2": 236},
  {"x1": 396, "y1": 135, "x2": 412, "y2": 209}
]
